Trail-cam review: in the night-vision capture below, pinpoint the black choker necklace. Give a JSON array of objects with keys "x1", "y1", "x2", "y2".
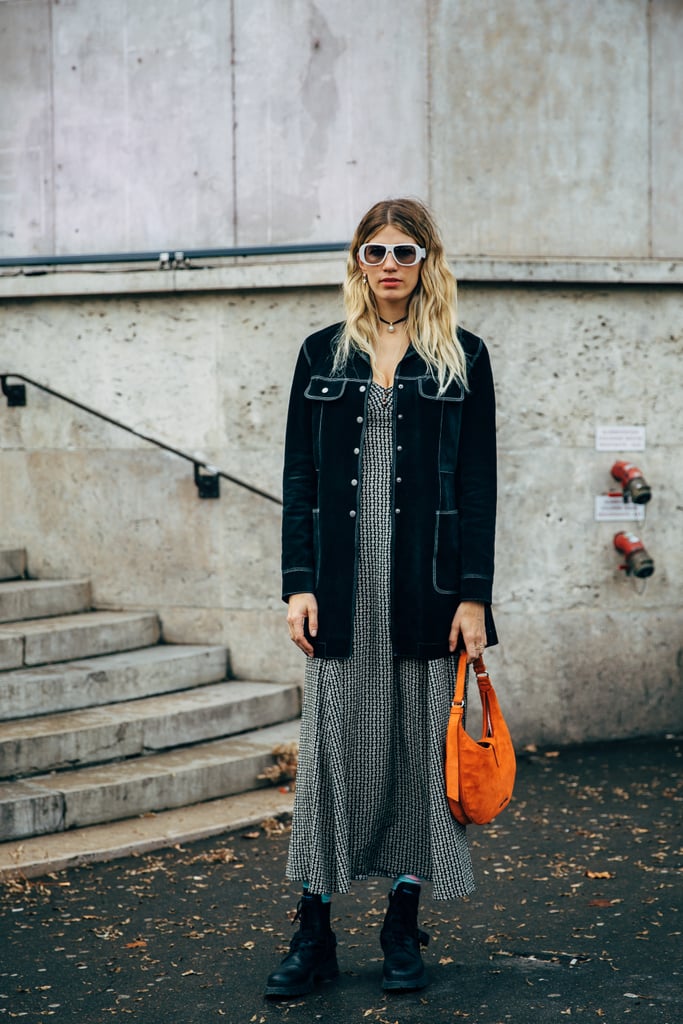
[{"x1": 379, "y1": 314, "x2": 408, "y2": 334}]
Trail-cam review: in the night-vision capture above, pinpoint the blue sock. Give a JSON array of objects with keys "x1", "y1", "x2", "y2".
[
  {"x1": 302, "y1": 882, "x2": 331, "y2": 904},
  {"x1": 393, "y1": 874, "x2": 421, "y2": 891}
]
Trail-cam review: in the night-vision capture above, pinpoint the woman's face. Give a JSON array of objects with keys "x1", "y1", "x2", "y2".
[{"x1": 357, "y1": 225, "x2": 423, "y2": 308}]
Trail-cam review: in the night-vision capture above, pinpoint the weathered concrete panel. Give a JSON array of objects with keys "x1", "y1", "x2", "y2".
[
  {"x1": 460, "y1": 285, "x2": 683, "y2": 450},
  {"x1": 51, "y1": 0, "x2": 234, "y2": 253},
  {"x1": 0, "y1": 0, "x2": 53, "y2": 256},
  {"x1": 215, "y1": 285, "x2": 343, "y2": 459},
  {"x1": 492, "y1": 445, "x2": 683, "y2": 614},
  {"x1": 651, "y1": 0, "x2": 683, "y2": 257},
  {"x1": 0, "y1": 294, "x2": 224, "y2": 449},
  {"x1": 430, "y1": 0, "x2": 650, "y2": 257},
  {"x1": 2, "y1": 0, "x2": 679, "y2": 258},
  {"x1": 234, "y1": 0, "x2": 429, "y2": 244},
  {"x1": 493, "y1": 607, "x2": 683, "y2": 747},
  {"x1": 459, "y1": 283, "x2": 683, "y2": 643}
]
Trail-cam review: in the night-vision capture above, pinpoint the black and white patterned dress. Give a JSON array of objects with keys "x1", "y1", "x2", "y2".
[{"x1": 286, "y1": 382, "x2": 475, "y2": 901}]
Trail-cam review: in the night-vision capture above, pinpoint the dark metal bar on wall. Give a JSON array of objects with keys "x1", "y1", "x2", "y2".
[
  {"x1": 0, "y1": 242, "x2": 350, "y2": 269},
  {"x1": 0, "y1": 372, "x2": 282, "y2": 505}
]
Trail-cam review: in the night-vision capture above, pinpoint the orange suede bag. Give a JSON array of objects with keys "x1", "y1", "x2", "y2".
[{"x1": 445, "y1": 652, "x2": 516, "y2": 826}]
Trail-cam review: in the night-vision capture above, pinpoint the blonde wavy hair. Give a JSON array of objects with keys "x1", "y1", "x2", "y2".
[{"x1": 333, "y1": 198, "x2": 467, "y2": 391}]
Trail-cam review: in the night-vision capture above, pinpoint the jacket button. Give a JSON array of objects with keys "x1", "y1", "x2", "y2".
[
  {"x1": 321, "y1": 386, "x2": 329, "y2": 393},
  {"x1": 397, "y1": 445, "x2": 403, "y2": 452},
  {"x1": 397, "y1": 413, "x2": 403, "y2": 420},
  {"x1": 395, "y1": 508, "x2": 401, "y2": 514},
  {"x1": 353, "y1": 447, "x2": 360, "y2": 455},
  {"x1": 356, "y1": 416, "x2": 363, "y2": 424},
  {"x1": 398, "y1": 383, "x2": 404, "y2": 389},
  {"x1": 349, "y1": 509, "x2": 356, "y2": 517},
  {"x1": 359, "y1": 385, "x2": 366, "y2": 392},
  {"x1": 351, "y1": 479, "x2": 358, "y2": 486},
  {"x1": 396, "y1": 477, "x2": 402, "y2": 483}
]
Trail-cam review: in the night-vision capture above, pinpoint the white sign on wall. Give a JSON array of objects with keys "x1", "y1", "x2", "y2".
[
  {"x1": 595, "y1": 425, "x2": 646, "y2": 451},
  {"x1": 594, "y1": 496, "x2": 646, "y2": 522}
]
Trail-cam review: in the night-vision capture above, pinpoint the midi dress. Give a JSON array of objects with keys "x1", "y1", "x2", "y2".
[{"x1": 286, "y1": 382, "x2": 475, "y2": 901}]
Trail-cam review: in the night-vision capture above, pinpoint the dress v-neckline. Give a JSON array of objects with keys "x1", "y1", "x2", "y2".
[{"x1": 371, "y1": 381, "x2": 393, "y2": 406}]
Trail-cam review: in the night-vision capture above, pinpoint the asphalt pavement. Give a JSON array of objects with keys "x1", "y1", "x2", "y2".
[{"x1": 1, "y1": 736, "x2": 681, "y2": 1024}]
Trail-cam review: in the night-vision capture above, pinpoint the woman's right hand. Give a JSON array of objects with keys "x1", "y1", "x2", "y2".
[{"x1": 287, "y1": 593, "x2": 318, "y2": 657}]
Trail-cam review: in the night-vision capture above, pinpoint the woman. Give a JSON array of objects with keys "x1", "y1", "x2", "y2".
[{"x1": 265, "y1": 198, "x2": 497, "y2": 998}]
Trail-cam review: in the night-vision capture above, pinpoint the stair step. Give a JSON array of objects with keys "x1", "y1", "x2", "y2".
[
  {"x1": 0, "y1": 719, "x2": 301, "y2": 840},
  {"x1": 0, "y1": 610, "x2": 160, "y2": 668},
  {"x1": 0, "y1": 787, "x2": 295, "y2": 880},
  {"x1": 0, "y1": 644, "x2": 229, "y2": 720},
  {"x1": 0, "y1": 549, "x2": 26, "y2": 582},
  {"x1": 0, "y1": 632, "x2": 23, "y2": 672},
  {"x1": 0, "y1": 679, "x2": 302, "y2": 777},
  {"x1": 0, "y1": 578, "x2": 91, "y2": 623}
]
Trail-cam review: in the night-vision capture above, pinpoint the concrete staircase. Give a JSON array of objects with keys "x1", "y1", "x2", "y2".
[{"x1": 0, "y1": 548, "x2": 300, "y2": 865}]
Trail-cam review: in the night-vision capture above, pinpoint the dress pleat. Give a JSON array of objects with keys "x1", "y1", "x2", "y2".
[{"x1": 286, "y1": 383, "x2": 475, "y2": 900}]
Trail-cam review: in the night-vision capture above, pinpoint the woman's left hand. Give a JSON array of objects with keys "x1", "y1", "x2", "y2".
[{"x1": 449, "y1": 601, "x2": 487, "y2": 662}]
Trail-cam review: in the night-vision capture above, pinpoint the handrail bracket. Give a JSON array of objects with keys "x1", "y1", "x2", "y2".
[
  {"x1": 194, "y1": 462, "x2": 220, "y2": 499},
  {"x1": 1, "y1": 375, "x2": 27, "y2": 407}
]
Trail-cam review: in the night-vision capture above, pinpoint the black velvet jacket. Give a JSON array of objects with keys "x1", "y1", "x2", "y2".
[{"x1": 281, "y1": 322, "x2": 497, "y2": 659}]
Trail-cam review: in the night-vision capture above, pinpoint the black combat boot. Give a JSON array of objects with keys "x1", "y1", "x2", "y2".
[
  {"x1": 264, "y1": 893, "x2": 339, "y2": 998},
  {"x1": 379, "y1": 882, "x2": 429, "y2": 991}
]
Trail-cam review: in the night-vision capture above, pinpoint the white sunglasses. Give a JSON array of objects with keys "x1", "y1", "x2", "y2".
[{"x1": 358, "y1": 243, "x2": 426, "y2": 267}]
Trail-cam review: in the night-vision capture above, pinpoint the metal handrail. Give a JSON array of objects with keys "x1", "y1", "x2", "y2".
[
  {"x1": 0, "y1": 372, "x2": 282, "y2": 504},
  {"x1": 0, "y1": 242, "x2": 349, "y2": 269}
]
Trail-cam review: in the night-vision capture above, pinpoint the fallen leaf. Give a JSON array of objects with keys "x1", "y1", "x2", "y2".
[
  {"x1": 125, "y1": 940, "x2": 147, "y2": 949},
  {"x1": 439, "y1": 956, "x2": 454, "y2": 965},
  {"x1": 585, "y1": 871, "x2": 614, "y2": 879}
]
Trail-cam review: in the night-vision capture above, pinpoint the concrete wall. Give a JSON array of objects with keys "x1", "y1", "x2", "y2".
[
  {"x1": 1, "y1": 0, "x2": 681, "y2": 258},
  {"x1": 0, "y1": 272, "x2": 681, "y2": 746}
]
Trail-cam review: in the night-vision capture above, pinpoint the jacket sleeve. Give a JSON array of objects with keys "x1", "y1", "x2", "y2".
[
  {"x1": 455, "y1": 338, "x2": 497, "y2": 604},
  {"x1": 281, "y1": 342, "x2": 317, "y2": 601}
]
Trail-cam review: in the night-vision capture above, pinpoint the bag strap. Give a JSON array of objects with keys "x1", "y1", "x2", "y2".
[
  {"x1": 452, "y1": 651, "x2": 491, "y2": 706},
  {"x1": 452, "y1": 651, "x2": 468, "y2": 705}
]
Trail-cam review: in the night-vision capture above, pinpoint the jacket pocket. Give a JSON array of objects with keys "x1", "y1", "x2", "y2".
[
  {"x1": 433, "y1": 510, "x2": 460, "y2": 594},
  {"x1": 418, "y1": 376, "x2": 464, "y2": 402},
  {"x1": 304, "y1": 376, "x2": 347, "y2": 400},
  {"x1": 305, "y1": 378, "x2": 348, "y2": 469}
]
